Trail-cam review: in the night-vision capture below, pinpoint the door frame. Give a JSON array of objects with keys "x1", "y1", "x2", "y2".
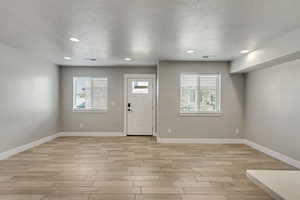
[{"x1": 123, "y1": 74, "x2": 156, "y2": 136}]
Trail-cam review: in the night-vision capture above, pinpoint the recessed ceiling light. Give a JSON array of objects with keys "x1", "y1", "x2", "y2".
[
  {"x1": 124, "y1": 57, "x2": 132, "y2": 61},
  {"x1": 64, "y1": 56, "x2": 71, "y2": 60},
  {"x1": 69, "y1": 37, "x2": 80, "y2": 42},
  {"x1": 240, "y1": 50, "x2": 250, "y2": 54},
  {"x1": 186, "y1": 49, "x2": 196, "y2": 54}
]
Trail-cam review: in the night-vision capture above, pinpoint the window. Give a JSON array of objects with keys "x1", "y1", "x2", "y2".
[
  {"x1": 180, "y1": 74, "x2": 221, "y2": 114},
  {"x1": 132, "y1": 81, "x2": 149, "y2": 94},
  {"x1": 73, "y1": 77, "x2": 107, "y2": 111}
]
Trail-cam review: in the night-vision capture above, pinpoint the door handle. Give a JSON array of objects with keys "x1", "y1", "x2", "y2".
[{"x1": 127, "y1": 102, "x2": 132, "y2": 112}]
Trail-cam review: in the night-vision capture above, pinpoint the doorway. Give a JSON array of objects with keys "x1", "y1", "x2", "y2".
[{"x1": 124, "y1": 74, "x2": 156, "y2": 135}]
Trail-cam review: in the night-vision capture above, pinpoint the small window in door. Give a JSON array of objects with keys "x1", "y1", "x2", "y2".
[{"x1": 132, "y1": 81, "x2": 149, "y2": 94}]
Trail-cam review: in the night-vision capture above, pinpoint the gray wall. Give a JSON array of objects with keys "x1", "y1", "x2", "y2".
[
  {"x1": 60, "y1": 66, "x2": 156, "y2": 132},
  {"x1": 245, "y1": 59, "x2": 300, "y2": 161},
  {"x1": 158, "y1": 61, "x2": 245, "y2": 138},
  {"x1": 0, "y1": 43, "x2": 60, "y2": 153}
]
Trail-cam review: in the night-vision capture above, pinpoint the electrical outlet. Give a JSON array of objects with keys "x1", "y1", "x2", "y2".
[
  {"x1": 79, "y1": 123, "x2": 84, "y2": 129},
  {"x1": 167, "y1": 128, "x2": 172, "y2": 133},
  {"x1": 235, "y1": 129, "x2": 240, "y2": 135}
]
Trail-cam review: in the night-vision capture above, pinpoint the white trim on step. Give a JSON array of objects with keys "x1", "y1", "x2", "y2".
[
  {"x1": 60, "y1": 132, "x2": 125, "y2": 137},
  {"x1": 0, "y1": 133, "x2": 61, "y2": 160},
  {"x1": 157, "y1": 138, "x2": 244, "y2": 144},
  {"x1": 244, "y1": 139, "x2": 300, "y2": 169}
]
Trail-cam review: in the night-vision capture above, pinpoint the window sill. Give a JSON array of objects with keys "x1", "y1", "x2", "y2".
[
  {"x1": 72, "y1": 109, "x2": 107, "y2": 113},
  {"x1": 179, "y1": 112, "x2": 223, "y2": 117}
]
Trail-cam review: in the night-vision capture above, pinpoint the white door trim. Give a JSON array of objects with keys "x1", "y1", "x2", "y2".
[{"x1": 123, "y1": 74, "x2": 156, "y2": 136}]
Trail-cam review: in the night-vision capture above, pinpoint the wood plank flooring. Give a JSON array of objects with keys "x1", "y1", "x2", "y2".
[{"x1": 0, "y1": 136, "x2": 295, "y2": 200}]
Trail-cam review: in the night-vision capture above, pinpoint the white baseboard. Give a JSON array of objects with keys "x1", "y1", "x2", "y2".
[
  {"x1": 157, "y1": 137, "x2": 244, "y2": 144},
  {"x1": 1, "y1": 133, "x2": 299, "y2": 169},
  {"x1": 157, "y1": 138, "x2": 300, "y2": 169},
  {"x1": 244, "y1": 139, "x2": 300, "y2": 169},
  {"x1": 0, "y1": 133, "x2": 61, "y2": 160},
  {"x1": 60, "y1": 132, "x2": 125, "y2": 137}
]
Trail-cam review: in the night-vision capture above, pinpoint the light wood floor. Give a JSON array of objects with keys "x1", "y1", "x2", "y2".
[{"x1": 0, "y1": 136, "x2": 294, "y2": 200}]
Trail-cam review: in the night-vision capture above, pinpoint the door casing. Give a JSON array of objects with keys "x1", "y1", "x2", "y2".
[{"x1": 123, "y1": 74, "x2": 156, "y2": 136}]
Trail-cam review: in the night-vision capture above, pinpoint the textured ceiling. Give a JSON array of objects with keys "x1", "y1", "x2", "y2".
[{"x1": 1, "y1": 0, "x2": 300, "y2": 66}]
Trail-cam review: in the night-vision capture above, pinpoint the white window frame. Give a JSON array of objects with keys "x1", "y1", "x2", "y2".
[
  {"x1": 179, "y1": 73, "x2": 222, "y2": 116},
  {"x1": 72, "y1": 76, "x2": 108, "y2": 112}
]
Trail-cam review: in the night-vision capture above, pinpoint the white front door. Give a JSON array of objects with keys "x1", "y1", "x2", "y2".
[{"x1": 125, "y1": 75, "x2": 155, "y2": 135}]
